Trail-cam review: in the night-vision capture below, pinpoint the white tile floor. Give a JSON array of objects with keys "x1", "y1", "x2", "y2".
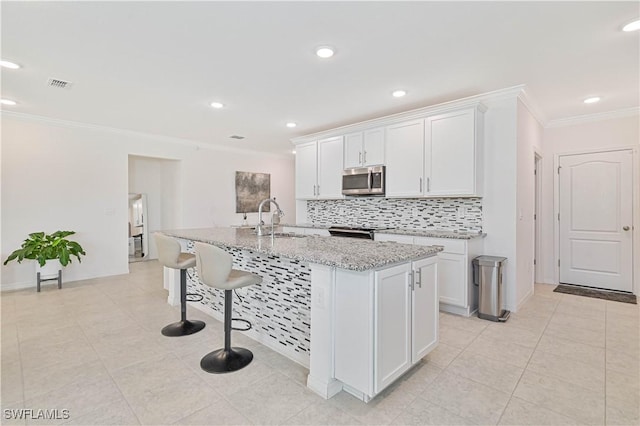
[{"x1": 1, "y1": 260, "x2": 638, "y2": 425}]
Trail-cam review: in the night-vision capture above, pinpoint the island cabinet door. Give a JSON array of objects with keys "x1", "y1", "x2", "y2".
[
  {"x1": 374, "y1": 263, "x2": 412, "y2": 394},
  {"x1": 411, "y1": 256, "x2": 438, "y2": 363}
]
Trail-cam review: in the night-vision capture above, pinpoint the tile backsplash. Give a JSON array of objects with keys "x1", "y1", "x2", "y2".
[{"x1": 307, "y1": 197, "x2": 482, "y2": 232}]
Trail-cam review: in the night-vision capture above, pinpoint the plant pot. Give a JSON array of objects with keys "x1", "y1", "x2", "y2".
[{"x1": 36, "y1": 259, "x2": 62, "y2": 279}]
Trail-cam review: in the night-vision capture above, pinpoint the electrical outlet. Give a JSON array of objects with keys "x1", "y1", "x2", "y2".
[
  {"x1": 314, "y1": 286, "x2": 325, "y2": 308},
  {"x1": 457, "y1": 206, "x2": 466, "y2": 219}
]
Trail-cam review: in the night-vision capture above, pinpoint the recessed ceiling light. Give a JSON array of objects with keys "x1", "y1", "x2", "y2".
[
  {"x1": 286, "y1": 122, "x2": 297, "y2": 128},
  {"x1": 210, "y1": 102, "x2": 224, "y2": 109},
  {"x1": 583, "y1": 97, "x2": 601, "y2": 104},
  {"x1": 316, "y1": 46, "x2": 335, "y2": 58},
  {"x1": 291, "y1": 150, "x2": 297, "y2": 155},
  {"x1": 392, "y1": 90, "x2": 407, "y2": 98},
  {"x1": 0, "y1": 60, "x2": 20, "y2": 69},
  {"x1": 622, "y1": 19, "x2": 640, "y2": 32},
  {"x1": 1, "y1": 99, "x2": 17, "y2": 106}
]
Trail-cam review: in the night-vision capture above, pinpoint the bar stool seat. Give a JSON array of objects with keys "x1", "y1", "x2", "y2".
[
  {"x1": 154, "y1": 233, "x2": 206, "y2": 337},
  {"x1": 195, "y1": 242, "x2": 262, "y2": 373}
]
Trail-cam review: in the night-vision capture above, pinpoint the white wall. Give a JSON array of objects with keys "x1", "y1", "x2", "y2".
[
  {"x1": 540, "y1": 113, "x2": 640, "y2": 285},
  {"x1": 481, "y1": 96, "x2": 519, "y2": 311},
  {"x1": 516, "y1": 100, "x2": 543, "y2": 308},
  {"x1": 1, "y1": 113, "x2": 295, "y2": 290}
]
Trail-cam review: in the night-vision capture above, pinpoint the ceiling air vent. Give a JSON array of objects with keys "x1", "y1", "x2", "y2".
[
  {"x1": 229, "y1": 135, "x2": 245, "y2": 140},
  {"x1": 47, "y1": 78, "x2": 72, "y2": 89}
]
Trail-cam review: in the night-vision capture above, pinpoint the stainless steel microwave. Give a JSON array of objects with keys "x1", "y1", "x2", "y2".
[{"x1": 342, "y1": 165, "x2": 385, "y2": 196}]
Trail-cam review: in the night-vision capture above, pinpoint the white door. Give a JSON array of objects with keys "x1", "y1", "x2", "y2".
[
  {"x1": 412, "y1": 257, "x2": 438, "y2": 363},
  {"x1": 559, "y1": 150, "x2": 633, "y2": 292}
]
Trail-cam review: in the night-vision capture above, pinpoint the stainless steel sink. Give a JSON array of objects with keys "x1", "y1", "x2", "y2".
[{"x1": 271, "y1": 232, "x2": 305, "y2": 238}]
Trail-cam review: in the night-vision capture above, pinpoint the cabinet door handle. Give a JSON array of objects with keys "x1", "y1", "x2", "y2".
[
  {"x1": 415, "y1": 269, "x2": 422, "y2": 288},
  {"x1": 317, "y1": 185, "x2": 320, "y2": 196},
  {"x1": 363, "y1": 151, "x2": 367, "y2": 164},
  {"x1": 359, "y1": 152, "x2": 362, "y2": 164},
  {"x1": 419, "y1": 177, "x2": 423, "y2": 192},
  {"x1": 408, "y1": 271, "x2": 414, "y2": 291},
  {"x1": 313, "y1": 185, "x2": 317, "y2": 196},
  {"x1": 427, "y1": 177, "x2": 430, "y2": 192},
  {"x1": 623, "y1": 226, "x2": 630, "y2": 231}
]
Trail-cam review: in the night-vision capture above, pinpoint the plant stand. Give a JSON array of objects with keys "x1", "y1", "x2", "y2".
[{"x1": 36, "y1": 269, "x2": 62, "y2": 292}]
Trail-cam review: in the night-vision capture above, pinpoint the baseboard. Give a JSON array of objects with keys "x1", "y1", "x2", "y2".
[
  {"x1": 1, "y1": 280, "x2": 36, "y2": 292},
  {"x1": 506, "y1": 286, "x2": 534, "y2": 313},
  {"x1": 439, "y1": 302, "x2": 472, "y2": 317},
  {"x1": 1, "y1": 267, "x2": 134, "y2": 293},
  {"x1": 307, "y1": 375, "x2": 343, "y2": 400}
]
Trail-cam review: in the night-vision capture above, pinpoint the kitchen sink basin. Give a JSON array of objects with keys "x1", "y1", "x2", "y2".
[{"x1": 271, "y1": 232, "x2": 305, "y2": 238}]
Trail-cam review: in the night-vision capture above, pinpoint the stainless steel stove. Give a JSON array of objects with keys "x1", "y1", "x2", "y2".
[{"x1": 328, "y1": 226, "x2": 393, "y2": 240}]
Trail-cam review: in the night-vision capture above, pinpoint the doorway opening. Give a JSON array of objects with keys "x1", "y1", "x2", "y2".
[
  {"x1": 128, "y1": 155, "x2": 181, "y2": 263},
  {"x1": 128, "y1": 193, "x2": 148, "y2": 262}
]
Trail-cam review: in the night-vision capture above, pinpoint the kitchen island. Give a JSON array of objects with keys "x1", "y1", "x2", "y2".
[{"x1": 161, "y1": 227, "x2": 441, "y2": 401}]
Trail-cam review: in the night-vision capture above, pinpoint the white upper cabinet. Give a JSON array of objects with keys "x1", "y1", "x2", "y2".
[
  {"x1": 295, "y1": 141, "x2": 318, "y2": 199},
  {"x1": 385, "y1": 120, "x2": 425, "y2": 197},
  {"x1": 344, "y1": 128, "x2": 385, "y2": 168},
  {"x1": 424, "y1": 107, "x2": 484, "y2": 197},
  {"x1": 317, "y1": 136, "x2": 344, "y2": 199},
  {"x1": 363, "y1": 128, "x2": 385, "y2": 166},
  {"x1": 344, "y1": 132, "x2": 364, "y2": 169},
  {"x1": 293, "y1": 103, "x2": 485, "y2": 199},
  {"x1": 295, "y1": 137, "x2": 344, "y2": 200}
]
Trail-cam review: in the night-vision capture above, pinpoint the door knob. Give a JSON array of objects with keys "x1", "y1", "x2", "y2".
[{"x1": 623, "y1": 226, "x2": 630, "y2": 231}]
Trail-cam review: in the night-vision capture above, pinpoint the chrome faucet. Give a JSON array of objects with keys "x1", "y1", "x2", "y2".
[{"x1": 256, "y1": 198, "x2": 284, "y2": 236}]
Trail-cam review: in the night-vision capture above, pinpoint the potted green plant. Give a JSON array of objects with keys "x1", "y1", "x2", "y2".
[{"x1": 3, "y1": 231, "x2": 86, "y2": 276}]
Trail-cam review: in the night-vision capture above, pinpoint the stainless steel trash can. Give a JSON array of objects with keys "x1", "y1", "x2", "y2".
[{"x1": 473, "y1": 256, "x2": 510, "y2": 322}]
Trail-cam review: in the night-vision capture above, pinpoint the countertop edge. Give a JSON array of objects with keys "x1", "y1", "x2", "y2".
[{"x1": 160, "y1": 229, "x2": 441, "y2": 272}]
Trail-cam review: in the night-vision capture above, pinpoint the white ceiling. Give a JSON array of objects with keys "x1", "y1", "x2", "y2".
[{"x1": 1, "y1": 1, "x2": 638, "y2": 155}]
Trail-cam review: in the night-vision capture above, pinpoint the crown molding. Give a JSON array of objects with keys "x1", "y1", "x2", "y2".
[
  {"x1": 0, "y1": 111, "x2": 292, "y2": 159},
  {"x1": 291, "y1": 85, "x2": 527, "y2": 145},
  {"x1": 517, "y1": 88, "x2": 547, "y2": 126},
  {"x1": 545, "y1": 107, "x2": 640, "y2": 128}
]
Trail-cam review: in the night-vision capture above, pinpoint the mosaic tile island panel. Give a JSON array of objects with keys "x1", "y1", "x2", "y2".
[{"x1": 185, "y1": 241, "x2": 312, "y2": 363}]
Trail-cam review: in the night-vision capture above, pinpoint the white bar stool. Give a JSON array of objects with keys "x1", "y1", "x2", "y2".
[
  {"x1": 154, "y1": 233, "x2": 206, "y2": 337},
  {"x1": 194, "y1": 242, "x2": 262, "y2": 373}
]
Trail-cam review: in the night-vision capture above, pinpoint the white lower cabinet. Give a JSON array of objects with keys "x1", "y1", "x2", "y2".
[
  {"x1": 334, "y1": 256, "x2": 438, "y2": 401},
  {"x1": 375, "y1": 233, "x2": 483, "y2": 317},
  {"x1": 433, "y1": 252, "x2": 467, "y2": 308},
  {"x1": 411, "y1": 257, "x2": 439, "y2": 361},
  {"x1": 374, "y1": 264, "x2": 412, "y2": 393}
]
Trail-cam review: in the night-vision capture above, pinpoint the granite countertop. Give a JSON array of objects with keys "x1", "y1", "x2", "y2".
[
  {"x1": 231, "y1": 223, "x2": 331, "y2": 230},
  {"x1": 379, "y1": 229, "x2": 486, "y2": 239},
  {"x1": 161, "y1": 227, "x2": 441, "y2": 272}
]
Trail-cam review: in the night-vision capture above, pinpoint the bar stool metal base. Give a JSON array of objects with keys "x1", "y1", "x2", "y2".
[
  {"x1": 161, "y1": 319, "x2": 206, "y2": 337},
  {"x1": 162, "y1": 268, "x2": 206, "y2": 337},
  {"x1": 200, "y1": 347, "x2": 253, "y2": 373}
]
